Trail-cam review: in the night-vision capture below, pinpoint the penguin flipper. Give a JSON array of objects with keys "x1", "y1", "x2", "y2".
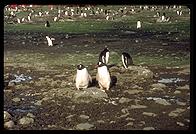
[
  {"x1": 73, "y1": 75, "x2": 76, "y2": 82},
  {"x1": 89, "y1": 74, "x2": 92, "y2": 83}
]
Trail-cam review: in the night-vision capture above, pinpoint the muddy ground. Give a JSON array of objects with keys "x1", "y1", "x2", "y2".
[{"x1": 4, "y1": 29, "x2": 190, "y2": 130}]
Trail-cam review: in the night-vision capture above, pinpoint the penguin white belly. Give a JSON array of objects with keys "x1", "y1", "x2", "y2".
[
  {"x1": 97, "y1": 66, "x2": 111, "y2": 88},
  {"x1": 105, "y1": 52, "x2": 109, "y2": 64},
  {"x1": 76, "y1": 69, "x2": 90, "y2": 89}
]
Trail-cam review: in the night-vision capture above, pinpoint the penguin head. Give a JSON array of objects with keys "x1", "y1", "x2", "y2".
[{"x1": 77, "y1": 64, "x2": 85, "y2": 70}]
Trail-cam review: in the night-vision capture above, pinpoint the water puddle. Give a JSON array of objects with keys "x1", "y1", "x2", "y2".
[
  {"x1": 158, "y1": 77, "x2": 185, "y2": 84},
  {"x1": 7, "y1": 105, "x2": 37, "y2": 114},
  {"x1": 9, "y1": 74, "x2": 32, "y2": 83}
]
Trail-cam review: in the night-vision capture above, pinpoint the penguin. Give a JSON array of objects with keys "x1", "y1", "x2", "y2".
[
  {"x1": 121, "y1": 52, "x2": 133, "y2": 69},
  {"x1": 99, "y1": 47, "x2": 109, "y2": 64},
  {"x1": 75, "y1": 64, "x2": 92, "y2": 90},
  {"x1": 137, "y1": 20, "x2": 141, "y2": 29},
  {"x1": 45, "y1": 21, "x2": 50, "y2": 27},
  {"x1": 46, "y1": 36, "x2": 55, "y2": 46},
  {"x1": 96, "y1": 61, "x2": 111, "y2": 92}
]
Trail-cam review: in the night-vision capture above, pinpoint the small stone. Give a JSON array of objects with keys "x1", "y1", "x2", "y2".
[
  {"x1": 176, "y1": 85, "x2": 189, "y2": 90},
  {"x1": 4, "y1": 120, "x2": 15, "y2": 129},
  {"x1": 151, "y1": 83, "x2": 166, "y2": 89},
  {"x1": 150, "y1": 87, "x2": 164, "y2": 91},
  {"x1": 18, "y1": 117, "x2": 34, "y2": 125},
  {"x1": 34, "y1": 100, "x2": 42, "y2": 106},
  {"x1": 142, "y1": 112, "x2": 157, "y2": 117},
  {"x1": 143, "y1": 127, "x2": 155, "y2": 130},
  {"x1": 119, "y1": 97, "x2": 131, "y2": 103},
  {"x1": 124, "y1": 89, "x2": 142, "y2": 95},
  {"x1": 126, "y1": 122, "x2": 134, "y2": 126},
  {"x1": 12, "y1": 97, "x2": 21, "y2": 103},
  {"x1": 79, "y1": 115, "x2": 89, "y2": 120},
  {"x1": 76, "y1": 123, "x2": 94, "y2": 130},
  {"x1": 4, "y1": 111, "x2": 12, "y2": 122},
  {"x1": 168, "y1": 108, "x2": 186, "y2": 117},
  {"x1": 130, "y1": 104, "x2": 147, "y2": 109},
  {"x1": 176, "y1": 122, "x2": 185, "y2": 126},
  {"x1": 121, "y1": 108, "x2": 129, "y2": 114},
  {"x1": 97, "y1": 120, "x2": 105, "y2": 123},
  {"x1": 176, "y1": 101, "x2": 186, "y2": 106},
  {"x1": 27, "y1": 113, "x2": 35, "y2": 118},
  {"x1": 155, "y1": 98, "x2": 171, "y2": 105},
  {"x1": 174, "y1": 90, "x2": 181, "y2": 94},
  {"x1": 126, "y1": 117, "x2": 135, "y2": 121}
]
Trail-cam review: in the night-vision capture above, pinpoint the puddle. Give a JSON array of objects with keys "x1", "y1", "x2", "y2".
[
  {"x1": 7, "y1": 105, "x2": 37, "y2": 114},
  {"x1": 9, "y1": 74, "x2": 32, "y2": 83},
  {"x1": 158, "y1": 77, "x2": 185, "y2": 84}
]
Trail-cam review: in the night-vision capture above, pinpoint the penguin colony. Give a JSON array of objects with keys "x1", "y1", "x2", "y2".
[{"x1": 75, "y1": 47, "x2": 133, "y2": 92}]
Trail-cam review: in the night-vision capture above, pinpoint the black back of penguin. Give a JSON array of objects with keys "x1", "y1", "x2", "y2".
[
  {"x1": 45, "y1": 21, "x2": 50, "y2": 27},
  {"x1": 99, "y1": 47, "x2": 109, "y2": 64},
  {"x1": 122, "y1": 52, "x2": 133, "y2": 68}
]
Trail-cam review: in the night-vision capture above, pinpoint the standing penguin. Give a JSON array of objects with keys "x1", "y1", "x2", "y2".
[
  {"x1": 45, "y1": 21, "x2": 50, "y2": 27},
  {"x1": 121, "y1": 52, "x2": 133, "y2": 69},
  {"x1": 75, "y1": 64, "x2": 92, "y2": 90},
  {"x1": 99, "y1": 47, "x2": 109, "y2": 64},
  {"x1": 46, "y1": 36, "x2": 55, "y2": 46},
  {"x1": 137, "y1": 20, "x2": 141, "y2": 29},
  {"x1": 96, "y1": 61, "x2": 111, "y2": 92}
]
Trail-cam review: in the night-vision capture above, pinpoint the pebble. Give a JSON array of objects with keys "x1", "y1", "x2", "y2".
[
  {"x1": 176, "y1": 101, "x2": 186, "y2": 106},
  {"x1": 155, "y1": 98, "x2": 171, "y2": 105},
  {"x1": 126, "y1": 122, "x2": 134, "y2": 126},
  {"x1": 168, "y1": 108, "x2": 186, "y2": 117},
  {"x1": 126, "y1": 117, "x2": 135, "y2": 121},
  {"x1": 176, "y1": 122, "x2": 185, "y2": 126},
  {"x1": 174, "y1": 90, "x2": 181, "y2": 94},
  {"x1": 130, "y1": 104, "x2": 147, "y2": 109},
  {"x1": 18, "y1": 117, "x2": 34, "y2": 125},
  {"x1": 142, "y1": 112, "x2": 157, "y2": 117},
  {"x1": 12, "y1": 97, "x2": 21, "y2": 103},
  {"x1": 143, "y1": 127, "x2": 155, "y2": 130},
  {"x1": 123, "y1": 89, "x2": 142, "y2": 95},
  {"x1": 79, "y1": 115, "x2": 90, "y2": 120},
  {"x1": 76, "y1": 123, "x2": 94, "y2": 130},
  {"x1": 176, "y1": 85, "x2": 189, "y2": 90},
  {"x1": 4, "y1": 120, "x2": 15, "y2": 129},
  {"x1": 121, "y1": 108, "x2": 129, "y2": 114},
  {"x1": 4, "y1": 111, "x2": 12, "y2": 122},
  {"x1": 27, "y1": 113, "x2": 35, "y2": 118},
  {"x1": 119, "y1": 97, "x2": 131, "y2": 103},
  {"x1": 34, "y1": 100, "x2": 42, "y2": 106},
  {"x1": 151, "y1": 83, "x2": 166, "y2": 88},
  {"x1": 97, "y1": 120, "x2": 105, "y2": 123}
]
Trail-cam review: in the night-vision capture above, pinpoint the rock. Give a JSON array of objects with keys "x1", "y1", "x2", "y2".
[
  {"x1": 142, "y1": 112, "x2": 157, "y2": 117},
  {"x1": 97, "y1": 120, "x2": 105, "y2": 123},
  {"x1": 168, "y1": 108, "x2": 186, "y2": 117},
  {"x1": 79, "y1": 115, "x2": 89, "y2": 120},
  {"x1": 174, "y1": 90, "x2": 181, "y2": 94},
  {"x1": 126, "y1": 117, "x2": 135, "y2": 121},
  {"x1": 4, "y1": 111, "x2": 12, "y2": 122},
  {"x1": 73, "y1": 87, "x2": 108, "y2": 102},
  {"x1": 130, "y1": 104, "x2": 147, "y2": 109},
  {"x1": 176, "y1": 101, "x2": 186, "y2": 106},
  {"x1": 119, "y1": 97, "x2": 131, "y2": 103},
  {"x1": 143, "y1": 127, "x2": 155, "y2": 130},
  {"x1": 176, "y1": 122, "x2": 185, "y2": 126},
  {"x1": 176, "y1": 85, "x2": 189, "y2": 90},
  {"x1": 76, "y1": 123, "x2": 94, "y2": 130},
  {"x1": 121, "y1": 108, "x2": 129, "y2": 114},
  {"x1": 18, "y1": 117, "x2": 34, "y2": 125},
  {"x1": 123, "y1": 89, "x2": 143, "y2": 95},
  {"x1": 151, "y1": 83, "x2": 166, "y2": 89},
  {"x1": 128, "y1": 66, "x2": 154, "y2": 80},
  {"x1": 4, "y1": 120, "x2": 15, "y2": 129},
  {"x1": 119, "y1": 113, "x2": 129, "y2": 118},
  {"x1": 126, "y1": 122, "x2": 133, "y2": 126},
  {"x1": 34, "y1": 100, "x2": 42, "y2": 106},
  {"x1": 12, "y1": 97, "x2": 21, "y2": 103},
  {"x1": 150, "y1": 87, "x2": 164, "y2": 92},
  {"x1": 155, "y1": 98, "x2": 171, "y2": 105},
  {"x1": 27, "y1": 113, "x2": 35, "y2": 118}
]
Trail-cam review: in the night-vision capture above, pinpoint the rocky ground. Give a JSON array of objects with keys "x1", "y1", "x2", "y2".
[{"x1": 4, "y1": 30, "x2": 190, "y2": 130}]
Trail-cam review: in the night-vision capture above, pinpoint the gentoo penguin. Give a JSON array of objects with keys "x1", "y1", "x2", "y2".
[
  {"x1": 45, "y1": 21, "x2": 50, "y2": 27},
  {"x1": 96, "y1": 61, "x2": 111, "y2": 92},
  {"x1": 99, "y1": 47, "x2": 109, "y2": 64},
  {"x1": 137, "y1": 20, "x2": 141, "y2": 29},
  {"x1": 75, "y1": 64, "x2": 92, "y2": 90},
  {"x1": 121, "y1": 52, "x2": 133, "y2": 69},
  {"x1": 46, "y1": 36, "x2": 55, "y2": 46}
]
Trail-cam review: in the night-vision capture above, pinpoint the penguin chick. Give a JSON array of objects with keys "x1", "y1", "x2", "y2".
[
  {"x1": 122, "y1": 52, "x2": 133, "y2": 69},
  {"x1": 96, "y1": 61, "x2": 111, "y2": 92},
  {"x1": 99, "y1": 47, "x2": 109, "y2": 64},
  {"x1": 75, "y1": 64, "x2": 92, "y2": 90}
]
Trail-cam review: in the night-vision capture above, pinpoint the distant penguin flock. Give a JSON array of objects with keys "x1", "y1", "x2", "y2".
[{"x1": 75, "y1": 47, "x2": 134, "y2": 92}]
